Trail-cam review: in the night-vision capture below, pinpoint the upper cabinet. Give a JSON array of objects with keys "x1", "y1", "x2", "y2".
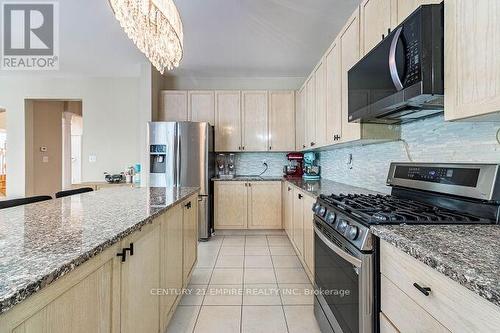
[
  {"x1": 269, "y1": 90, "x2": 296, "y2": 152},
  {"x1": 215, "y1": 91, "x2": 242, "y2": 152},
  {"x1": 305, "y1": 75, "x2": 316, "y2": 148},
  {"x1": 360, "y1": 0, "x2": 395, "y2": 55},
  {"x1": 314, "y1": 60, "x2": 327, "y2": 147},
  {"x1": 395, "y1": 0, "x2": 442, "y2": 25},
  {"x1": 296, "y1": 86, "x2": 306, "y2": 150},
  {"x1": 188, "y1": 91, "x2": 215, "y2": 125},
  {"x1": 159, "y1": 91, "x2": 188, "y2": 121},
  {"x1": 445, "y1": 0, "x2": 500, "y2": 121},
  {"x1": 242, "y1": 91, "x2": 269, "y2": 151},
  {"x1": 325, "y1": 39, "x2": 342, "y2": 145}
]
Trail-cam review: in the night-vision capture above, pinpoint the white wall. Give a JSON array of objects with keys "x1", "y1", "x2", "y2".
[{"x1": 0, "y1": 76, "x2": 147, "y2": 197}]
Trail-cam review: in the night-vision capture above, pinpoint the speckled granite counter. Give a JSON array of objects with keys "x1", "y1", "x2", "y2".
[
  {"x1": 284, "y1": 178, "x2": 380, "y2": 197},
  {"x1": 0, "y1": 186, "x2": 199, "y2": 314},
  {"x1": 212, "y1": 176, "x2": 283, "y2": 181},
  {"x1": 371, "y1": 224, "x2": 500, "y2": 308}
]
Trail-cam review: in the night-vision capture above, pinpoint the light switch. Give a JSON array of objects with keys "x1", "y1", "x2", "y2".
[
  {"x1": 89, "y1": 155, "x2": 97, "y2": 163},
  {"x1": 42, "y1": 156, "x2": 49, "y2": 163}
]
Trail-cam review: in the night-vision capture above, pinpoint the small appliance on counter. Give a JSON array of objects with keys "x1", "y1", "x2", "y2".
[
  {"x1": 104, "y1": 172, "x2": 125, "y2": 184},
  {"x1": 284, "y1": 152, "x2": 304, "y2": 179},
  {"x1": 303, "y1": 152, "x2": 320, "y2": 180},
  {"x1": 216, "y1": 153, "x2": 236, "y2": 179}
]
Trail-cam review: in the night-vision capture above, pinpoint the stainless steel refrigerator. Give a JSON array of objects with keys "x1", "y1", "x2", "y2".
[{"x1": 148, "y1": 122, "x2": 215, "y2": 240}]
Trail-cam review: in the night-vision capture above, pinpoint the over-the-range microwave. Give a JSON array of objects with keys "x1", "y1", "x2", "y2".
[{"x1": 348, "y1": 3, "x2": 444, "y2": 124}]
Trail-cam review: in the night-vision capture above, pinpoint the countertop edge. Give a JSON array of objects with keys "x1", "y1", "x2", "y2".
[
  {"x1": 0, "y1": 187, "x2": 199, "y2": 315},
  {"x1": 371, "y1": 226, "x2": 500, "y2": 308}
]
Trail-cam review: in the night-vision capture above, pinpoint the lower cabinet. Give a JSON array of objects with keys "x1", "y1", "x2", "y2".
[
  {"x1": 292, "y1": 188, "x2": 304, "y2": 256},
  {"x1": 282, "y1": 182, "x2": 294, "y2": 240},
  {"x1": 302, "y1": 194, "x2": 316, "y2": 280},
  {"x1": 214, "y1": 181, "x2": 282, "y2": 229},
  {"x1": 0, "y1": 194, "x2": 199, "y2": 333}
]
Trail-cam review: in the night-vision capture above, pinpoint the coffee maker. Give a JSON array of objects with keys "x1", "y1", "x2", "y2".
[
  {"x1": 303, "y1": 152, "x2": 320, "y2": 180},
  {"x1": 283, "y1": 152, "x2": 304, "y2": 179},
  {"x1": 216, "y1": 153, "x2": 236, "y2": 179}
]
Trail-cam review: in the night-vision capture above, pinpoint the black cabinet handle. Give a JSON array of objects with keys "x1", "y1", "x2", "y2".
[
  {"x1": 302, "y1": 144, "x2": 306, "y2": 148},
  {"x1": 124, "y1": 243, "x2": 134, "y2": 256},
  {"x1": 298, "y1": 194, "x2": 303, "y2": 199},
  {"x1": 413, "y1": 283, "x2": 431, "y2": 296},
  {"x1": 185, "y1": 201, "x2": 192, "y2": 209},
  {"x1": 269, "y1": 146, "x2": 272, "y2": 150},
  {"x1": 287, "y1": 187, "x2": 291, "y2": 191},
  {"x1": 311, "y1": 142, "x2": 315, "y2": 146},
  {"x1": 116, "y1": 250, "x2": 126, "y2": 262}
]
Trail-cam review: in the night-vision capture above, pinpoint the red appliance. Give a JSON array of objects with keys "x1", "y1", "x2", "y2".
[{"x1": 284, "y1": 152, "x2": 304, "y2": 179}]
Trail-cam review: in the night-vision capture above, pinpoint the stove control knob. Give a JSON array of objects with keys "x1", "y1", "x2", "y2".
[
  {"x1": 338, "y1": 219, "x2": 348, "y2": 233},
  {"x1": 325, "y1": 211, "x2": 336, "y2": 224},
  {"x1": 347, "y1": 225, "x2": 359, "y2": 240},
  {"x1": 312, "y1": 203, "x2": 320, "y2": 212},
  {"x1": 318, "y1": 206, "x2": 326, "y2": 217}
]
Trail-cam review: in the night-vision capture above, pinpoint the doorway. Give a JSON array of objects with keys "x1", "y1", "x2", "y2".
[
  {"x1": 25, "y1": 100, "x2": 83, "y2": 197},
  {"x1": 0, "y1": 108, "x2": 6, "y2": 196}
]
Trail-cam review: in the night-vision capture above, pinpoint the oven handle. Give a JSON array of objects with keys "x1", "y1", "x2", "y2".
[
  {"x1": 389, "y1": 26, "x2": 404, "y2": 91},
  {"x1": 314, "y1": 225, "x2": 362, "y2": 268}
]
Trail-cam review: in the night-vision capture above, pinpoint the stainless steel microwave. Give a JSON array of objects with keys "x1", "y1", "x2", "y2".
[{"x1": 348, "y1": 3, "x2": 444, "y2": 124}]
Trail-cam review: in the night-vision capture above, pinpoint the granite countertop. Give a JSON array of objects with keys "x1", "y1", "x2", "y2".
[
  {"x1": 0, "y1": 186, "x2": 199, "y2": 314},
  {"x1": 284, "y1": 177, "x2": 381, "y2": 197},
  {"x1": 372, "y1": 224, "x2": 500, "y2": 308},
  {"x1": 212, "y1": 175, "x2": 283, "y2": 181}
]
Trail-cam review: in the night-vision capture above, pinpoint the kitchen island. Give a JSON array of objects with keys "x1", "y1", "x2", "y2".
[{"x1": 0, "y1": 186, "x2": 199, "y2": 333}]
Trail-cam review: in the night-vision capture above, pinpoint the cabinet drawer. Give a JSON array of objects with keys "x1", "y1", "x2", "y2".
[
  {"x1": 380, "y1": 240, "x2": 500, "y2": 332},
  {"x1": 381, "y1": 274, "x2": 449, "y2": 333}
]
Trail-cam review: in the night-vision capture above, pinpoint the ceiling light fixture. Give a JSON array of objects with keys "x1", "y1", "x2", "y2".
[{"x1": 109, "y1": 0, "x2": 183, "y2": 73}]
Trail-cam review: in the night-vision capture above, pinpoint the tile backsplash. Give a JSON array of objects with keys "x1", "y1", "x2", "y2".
[
  {"x1": 319, "y1": 115, "x2": 500, "y2": 193},
  {"x1": 221, "y1": 115, "x2": 500, "y2": 193}
]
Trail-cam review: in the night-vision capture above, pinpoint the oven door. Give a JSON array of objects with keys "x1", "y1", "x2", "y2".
[{"x1": 314, "y1": 218, "x2": 373, "y2": 333}]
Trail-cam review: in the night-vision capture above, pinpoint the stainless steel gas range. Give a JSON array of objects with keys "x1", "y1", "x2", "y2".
[{"x1": 312, "y1": 163, "x2": 500, "y2": 333}]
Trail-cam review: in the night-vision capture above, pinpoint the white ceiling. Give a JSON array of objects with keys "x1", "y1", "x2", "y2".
[
  {"x1": 0, "y1": 0, "x2": 361, "y2": 79},
  {"x1": 171, "y1": 0, "x2": 362, "y2": 78}
]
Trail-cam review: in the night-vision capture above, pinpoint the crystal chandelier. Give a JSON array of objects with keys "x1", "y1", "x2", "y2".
[{"x1": 109, "y1": 0, "x2": 184, "y2": 73}]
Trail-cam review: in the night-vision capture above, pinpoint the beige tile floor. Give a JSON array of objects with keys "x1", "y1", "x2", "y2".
[{"x1": 166, "y1": 231, "x2": 322, "y2": 333}]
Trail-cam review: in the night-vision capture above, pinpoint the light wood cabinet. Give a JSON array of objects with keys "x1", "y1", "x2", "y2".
[
  {"x1": 159, "y1": 204, "x2": 183, "y2": 332},
  {"x1": 380, "y1": 240, "x2": 500, "y2": 333},
  {"x1": 159, "y1": 91, "x2": 188, "y2": 121},
  {"x1": 188, "y1": 91, "x2": 215, "y2": 125},
  {"x1": 269, "y1": 91, "x2": 295, "y2": 152},
  {"x1": 248, "y1": 181, "x2": 282, "y2": 229},
  {"x1": 395, "y1": 0, "x2": 442, "y2": 25},
  {"x1": 215, "y1": 91, "x2": 242, "y2": 152},
  {"x1": 214, "y1": 181, "x2": 282, "y2": 230},
  {"x1": 360, "y1": 0, "x2": 394, "y2": 55},
  {"x1": 282, "y1": 182, "x2": 294, "y2": 240},
  {"x1": 296, "y1": 86, "x2": 306, "y2": 150},
  {"x1": 120, "y1": 223, "x2": 160, "y2": 333},
  {"x1": 305, "y1": 76, "x2": 316, "y2": 148},
  {"x1": 214, "y1": 181, "x2": 248, "y2": 229},
  {"x1": 325, "y1": 39, "x2": 342, "y2": 145},
  {"x1": 242, "y1": 91, "x2": 269, "y2": 151},
  {"x1": 302, "y1": 194, "x2": 315, "y2": 281},
  {"x1": 314, "y1": 60, "x2": 327, "y2": 147},
  {"x1": 292, "y1": 188, "x2": 304, "y2": 256},
  {"x1": 183, "y1": 195, "x2": 198, "y2": 284},
  {"x1": 444, "y1": 0, "x2": 500, "y2": 121}
]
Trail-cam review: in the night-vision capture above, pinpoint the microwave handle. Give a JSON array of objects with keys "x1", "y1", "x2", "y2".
[
  {"x1": 389, "y1": 26, "x2": 404, "y2": 91},
  {"x1": 314, "y1": 225, "x2": 362, "y2": 268}
]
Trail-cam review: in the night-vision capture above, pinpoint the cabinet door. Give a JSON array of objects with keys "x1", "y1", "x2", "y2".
[
  {"x1": 303, "y1": 195, "x2": 316, "y2": 280},
  {"x1": 314, "y1": 60, "x2": 327, "y2": 147},
  {"x1": 360, "y1": 0, "x2": 393, "y2": 55},
  {"x1": 283, "y1": 182, "x2": 294, "y2": 240},
  {"x1": 326, "y1": 39, "x2": 342, "y2": 145},
  {"x1": 189, "y1": 91, "x2": 215, "y2": 125},
  {"x1": 242, "y1": 91, "x2": 269, "y2": 151},
  {"x1": 445, "y1": 0, "x2": 500, "y2": 121},
  {"x1": 120, "y1": 224, "x2": 160, "y2": 333},
  {"x1": 183, "y1": 195, "x2": 198, "y2": 284},
  {"x1": 214, "y1": 182, "x2": 248, "y2": 229},
  {"x1": 305, "y1": 76, "x2": 316, "y2": 148},
  {"x1": 296, "y1": 87, "x2": 306, "y2": 150},
  {"x1": 396, "y1": 0, "x2": 442, "y2": 25},
  {"x1": 340, "y1": 9, "x2": 362, "y2": 143},
  {"x1": 160, "y1": 205, "x2": 183, "y2": 331},
  {"x1": 215, "y1": 91, "x2": 241, "y2": 152},
  {"x1": 292, "y1": 188, "x2": 304, "y2": 256},
  {"x1": 11, "y1": 248, "x2": 118, "y2": 333},
  {"x1": 248, "y1": 181, "x2": 282, "y2": 229},
  {"x1": 269, "y1": 91, "x2": 295, "y2": 152},
  {"x1": 159, "y1": 91, "x2": 188, "y2": 121}
]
